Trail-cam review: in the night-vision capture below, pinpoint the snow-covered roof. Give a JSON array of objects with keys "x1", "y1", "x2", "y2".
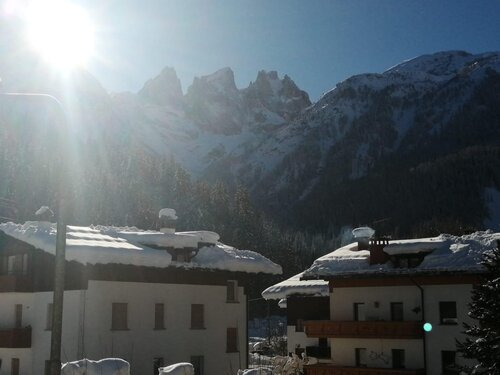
[
  {"x1": 303, "y1": 231, "x2": 500, "y2": 279},
  {"x1": 352, "y1": 226, "x2": 375, "y2": 239},
  {"x1": 261, "y1": 272, "x2": 329, "y2": 300},
  {"x1": 0, "y1": 221, "x2": 282, "y2": 275}
]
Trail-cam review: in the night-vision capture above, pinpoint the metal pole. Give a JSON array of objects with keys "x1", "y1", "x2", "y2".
[{"x1": 0, "y1": 93, "x2": 67, "y2": 375}]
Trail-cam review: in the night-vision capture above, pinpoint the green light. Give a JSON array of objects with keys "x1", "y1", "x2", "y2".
[{"x1": 423, "y1": 323, "x2": 433, "y2": 332}]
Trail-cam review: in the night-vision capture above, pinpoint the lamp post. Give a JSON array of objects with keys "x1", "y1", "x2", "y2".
[{"x1": 0, "y1": 92, "x2": 68, "y2": 375}]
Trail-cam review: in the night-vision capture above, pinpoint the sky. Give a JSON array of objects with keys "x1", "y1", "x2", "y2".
[{"x1": 4, "y1": 0, "x2": 500, "y2": 101}]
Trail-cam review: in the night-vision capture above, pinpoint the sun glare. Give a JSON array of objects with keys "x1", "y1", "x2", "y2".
[{"x1": 25, "y1": 0, "x2": 95, "y2": 69}]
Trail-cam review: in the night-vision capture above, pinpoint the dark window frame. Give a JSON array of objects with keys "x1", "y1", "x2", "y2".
[
  {"x1": 392, "y1": 349, "x2": 405, "y2": 369},
  {"x1": 390, "y1": 302, "x2": 404, "y2": 321},
  {"x1": 191, "y1": 304, "x2": 205, "y2": 329},
  {"x1": 111, "y1": 302, "x2": 129, "y2": 331},
  {"x1": 190, "y1": 355, "x2": 204, "y2": 375},
  {"x1": 226, "y1": 327, "x2": 239, "y2": 353},
  {"x1": 154, "y1": 303, "x2": 165, "y2": 330},
  {"x1": 439, "y1": 301, "x2": 458, "y2": 325},
  {"x1": 226, "y1": 280, "x2": 238, "y2": 303}
]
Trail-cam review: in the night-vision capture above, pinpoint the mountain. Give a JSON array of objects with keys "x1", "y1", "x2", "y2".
[{"x1": 1, "y1": 50, "x2": 499, "y2": 237}]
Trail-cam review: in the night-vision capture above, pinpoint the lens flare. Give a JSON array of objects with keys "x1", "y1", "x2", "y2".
[{"x1": 25, "y1": 0, "x2": 95, "y2": 69}]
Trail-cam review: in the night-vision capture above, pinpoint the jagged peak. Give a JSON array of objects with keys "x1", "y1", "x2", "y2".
[
  {"x1": 138, "y1": 66, "x2": 183, "y2": 106},
  {"x1": 194, "y1": 67, "x2": 238, "y2": 92}
]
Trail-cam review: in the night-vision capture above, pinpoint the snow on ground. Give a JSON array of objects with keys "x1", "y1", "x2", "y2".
[
  {"x1": 0, "y1": 221, "x2": 281, "y2": 274},
  {"x1": 303, "y1": 231, "x2": 500, "y2": 278},
  {"x1": 261, "y1": 272, "x2": 328, "y2": 300}
]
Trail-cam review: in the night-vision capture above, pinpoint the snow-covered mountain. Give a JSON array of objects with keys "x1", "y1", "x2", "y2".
[{"x1": 1, "y1": 50, "x2": 499, "y2": 235}]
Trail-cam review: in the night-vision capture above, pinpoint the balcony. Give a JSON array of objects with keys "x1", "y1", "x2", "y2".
[
  {"x1": 0, "y1": 327, "x2": 32, "y2": 348},
  {"x1": 304, "y1": 321, "x2": 423, "y2": 339},
  {"x1": 306, "y1": 346, "x2": 331, "y2": 359},
  {"x1": 0, "y1": 275, "x2": 33, "y2": 292},
  {"x1": 304, "y1": 364, "x2": 424, "y2": 375}
]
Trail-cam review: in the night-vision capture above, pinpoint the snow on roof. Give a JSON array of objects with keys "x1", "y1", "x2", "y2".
[
  {"x1": 0, "y1": 221, "x2": 281, "y2": 274},
  {"x1": 383, "y1": 238, "x2": 444, "y2": 255},
  {"x1": 303, "y1": 231, "x2": 500, "y2": 279},
  {"x1": 189, "y1": 243, "x2": 282, "y2": 275},
  {"x1": 35, "y1": 206, "x2": 53, "y2": 217},
  {"x1": 261, "y1": 272, "x2": 329, "y2": 300}
]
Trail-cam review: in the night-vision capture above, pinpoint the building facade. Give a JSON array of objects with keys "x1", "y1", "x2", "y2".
[
  {"x1": 0, "y1": 220, "x2": 281, "y2": 375},
  {"x1": 266, "y1": 230, "x2": 499, "y2": 375}
]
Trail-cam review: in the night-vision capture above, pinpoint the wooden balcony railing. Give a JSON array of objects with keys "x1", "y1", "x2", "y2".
[
  {"x1": 0, "y1": 275, "x2": 33, "y2": 292},
  {"x1": 304, "y1": 320, "x2": 423, "y2": 339},
  {"x1": 0, "y1": 327, "x2": 32, "y2": 348},
  {"x1": 304, "y1": 364, "x2": 425, "y2": 375}
]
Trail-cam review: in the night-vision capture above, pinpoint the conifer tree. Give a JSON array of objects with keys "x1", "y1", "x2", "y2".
[{"x1": 458, "y1": 240, "x2": 500, "y2": 374}]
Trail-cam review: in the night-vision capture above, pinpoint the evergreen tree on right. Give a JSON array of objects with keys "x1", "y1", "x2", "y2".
[{"x1": 457, "y1": 240, "x2": 500, "y2": 374}]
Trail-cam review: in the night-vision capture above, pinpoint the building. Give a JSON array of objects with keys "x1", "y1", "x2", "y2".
[
  {"x1": 0, "y1": 216, "x2": 282, "y2": 375},
  {"x1": 271, "y1": 228, "x2": 499, "y2": 375},
  {"x1": 262, "y1": 273, "x2": 330, "y2": 360}
]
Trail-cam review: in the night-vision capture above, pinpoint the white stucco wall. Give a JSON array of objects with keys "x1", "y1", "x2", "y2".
[
  {"x1": 1, "y1": 280, "x2": 247, "y2": 375},
  {"x1": 81, "y1": 280, "x2": 247, "y2": 375},
  {"x1": 331, "y1": 286, "x2": 423, "y2": 321},
  {"x1": 330, "y1": 338, "x2": 424, "y2": 369}
]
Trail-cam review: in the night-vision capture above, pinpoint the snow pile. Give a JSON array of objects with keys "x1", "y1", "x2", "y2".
[
  {"x1": 238, "y1": 368, "x2": 273, "y2": 375},
  {"x1": 352, "y1": 226, "x2": 375, "y2": 239},
  {"x1": 159, "y1": 208, "x2": 178, "y2": 220},
  {"x1": 190, "y1": 244, "x2": 282, "y2": 275},
  {"x1": 261, "y1": 272, "x2": 328, "y2": 300},
  {"x1": 0, "y1": 221, "x2": 281, "y2": 274},
  {"x1": 159, "y1": 363, "x2": 194, "y2": 375},
  {"x1": 303, "y1": 231, "x2": 500, "y2": 278}
]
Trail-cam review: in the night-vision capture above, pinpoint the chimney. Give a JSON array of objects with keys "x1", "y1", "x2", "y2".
[
  {"x1": 352, "y1": 227, "x2": 375, "y2": 251},
  {"x1": 369, "y1": 238, "x2": 390, "y2": 265},
  {"x1": 158, "y1": 208, "x2": 177, "y2": 234}
]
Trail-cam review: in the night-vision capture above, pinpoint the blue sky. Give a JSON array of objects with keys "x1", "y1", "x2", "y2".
[{"x1": 7, "y1": 0, "x2": 500, "y2": 101}]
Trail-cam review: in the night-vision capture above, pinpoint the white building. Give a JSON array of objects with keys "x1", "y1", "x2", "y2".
[
  {"x1": 0, "y1": 219, "x2": 281, "y2": 375},
  {"x1": 269, "y1": 229, "x2": 499, "y2": 375},
  {"x1": 261, "y1": 273, "x2": 329, "y2": 360}
]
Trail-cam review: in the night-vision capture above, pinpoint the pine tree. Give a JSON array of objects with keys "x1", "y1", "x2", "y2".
[{"x1": 457, "y1": 240, "x2": 500, "y2": 374}]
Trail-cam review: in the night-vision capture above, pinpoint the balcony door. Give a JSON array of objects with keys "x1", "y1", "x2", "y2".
[
  {"x1": 354, "y1": 303, "x2": 366, "y2": 321},
  {"x1": 391, "y1": 302, "x2": 404, "y2": 321}
]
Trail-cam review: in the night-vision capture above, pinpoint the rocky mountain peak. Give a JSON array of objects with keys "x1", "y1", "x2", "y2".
[
  {"x1": 244, "y1": 70, "x2": 311, "y2": 121},
  {"x1": 138, "y1": 66, "x2": 183, "y2": 107}
]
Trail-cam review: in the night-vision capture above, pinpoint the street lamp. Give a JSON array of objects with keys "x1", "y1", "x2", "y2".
[{"x1": 0, "y1": 92, "x2": 68, "y2": 375}]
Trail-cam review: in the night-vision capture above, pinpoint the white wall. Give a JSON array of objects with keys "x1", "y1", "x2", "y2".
[
  {"x1": 0, "y1": 293, "x2": 34, "y2": 329},
  {"x1": 81, "y1": 280, "x2": 246, "y2": 375},
  {"x1": 0, "y1": 349, "x2": 31, "y2": 375},
  {"x1": 331, "y1": 286, "x2": 423, "y2": 321},
  {"x1": 330, "y1": 338, "x2": 424, "y2": 369}
]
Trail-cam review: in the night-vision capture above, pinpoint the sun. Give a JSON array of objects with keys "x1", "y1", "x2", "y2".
[{"x1": 25, "y1": 0, "x2": 95, "y2": 69}]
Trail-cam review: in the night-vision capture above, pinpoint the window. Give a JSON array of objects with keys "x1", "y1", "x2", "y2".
[
  {"x1": 44, "y1": 360, "x2": 51, "y2": 375},
  {"x1": 154, "y1": 303, "x2": 165, "y2": 330},
  {"x1": 153, "y1": 357, "x2": 164, "y2": 375},
  {"x1": 191, "y1": 304, "x2": 204, "y2": 329},
  {"x1": 441, "y1": 351, "x2": 457, "y2": 374},
  {"x1": 227, "y1": 280, "x2": 238, "y2": 302},
  {"x1": 355, "y1": 348, "x2": 367, "y2": 367},
  {"x1": 46, "y1": 303, "x2": 53, "y2": 330},
  {"x1": 7, "y1": 254, "x2": 27, "y2": 276},
  {"x1": 353, "y1": 303, "x2": 365, "y2": 321},
  {"x1": 15, "y1": 304, "x2": 22, "y2": 328},
  {"x1": 295, "y1": 319, "x2": 304, "y2": 332},
  {"x1": 111, "y1": 303, "x2": 128, "y2": 330},
  {"x1": 11, "y1": 358, "x2": 19, "y2": 375},
  {"x1": 190, "y1": 356, "x2": 204, "y2": 375},
  {"x1": 391, "y1": 302, "x2": 404, "y2": 321},
  {"x1": 392, "y1": 349, "x2": 405, "y2": 369},
  {"x1": 227, "y1": 327, "x2": 238, "y2": 352},
  {"x1": 439, "y1": 302, "x2": 457, "y2": 325}
]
